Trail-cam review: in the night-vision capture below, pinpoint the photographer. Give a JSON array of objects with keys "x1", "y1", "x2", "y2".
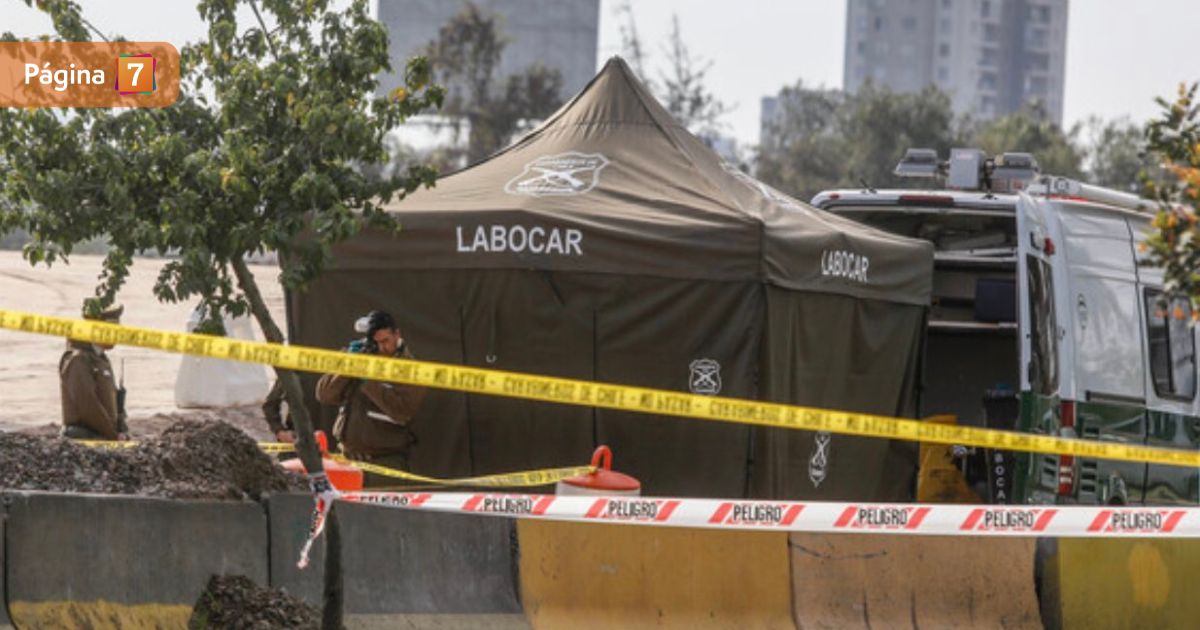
[{"x1": 315, "y1": 310, "x2": 426, "y2": 486}]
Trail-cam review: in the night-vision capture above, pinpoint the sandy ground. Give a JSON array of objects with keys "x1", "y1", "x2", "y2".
[{"x1": 0, "y1": 251, "x2": 286, "y2": 441}]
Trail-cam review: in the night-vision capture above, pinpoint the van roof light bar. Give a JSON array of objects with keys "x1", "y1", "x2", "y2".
[
  {"x1": 995, "y1": 152, "x2": 1037, "y2": 170},
  {"x1": 895, "y1": 147, "x2": 1043, "y2": 194},
  {"x1": 894, "y1": 148, "x2": 943, "y2": 179},
  {"x1": 947, "y1": 148, "x2": 986, "y2": 190},
  {"x1": 991, "y1": 152, "x2": 1040, "y2": 193}
]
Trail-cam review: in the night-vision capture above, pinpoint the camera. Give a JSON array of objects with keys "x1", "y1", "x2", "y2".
[
  {"x1": 349, "y1": 313, "x2": 380, "y2": 354},
  {"x1": 347, "y1": 337, "x2": 379, "y2": 354}
]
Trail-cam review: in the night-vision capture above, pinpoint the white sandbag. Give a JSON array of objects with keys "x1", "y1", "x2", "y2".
[{"x1": 174, "y1": 309, "x2": 269, "y2": 408}]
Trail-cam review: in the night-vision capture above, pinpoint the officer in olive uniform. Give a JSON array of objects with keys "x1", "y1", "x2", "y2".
[
  {"x1": 60, "y1": 304, "x2": 129, "y2": 440},
  {"x1": 316, "y1": 310, "x2": 426, "y2": 486},
  {"x1": 262, "y1": 378, "x2": 296, "y2": 444},
  {"x1": 261, "y1": 377, "x2": 302, "y2": 462}
]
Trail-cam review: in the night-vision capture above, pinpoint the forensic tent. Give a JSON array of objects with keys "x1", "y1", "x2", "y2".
[{"x1": 287, "y1": 57, "x2": 933, "y2": 499}]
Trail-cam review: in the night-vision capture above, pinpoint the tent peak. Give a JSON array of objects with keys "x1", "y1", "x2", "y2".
[{"x1": 538, "y1": 52, "x2": 682, "y2": 134}]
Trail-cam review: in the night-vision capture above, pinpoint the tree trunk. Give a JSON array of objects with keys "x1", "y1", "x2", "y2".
[
  {"x1": 230, "y1": 255, "x2": 325, "y2": 475},
  {"x1": 467, "y1": 111, "x2": 493, "y2": 165}
]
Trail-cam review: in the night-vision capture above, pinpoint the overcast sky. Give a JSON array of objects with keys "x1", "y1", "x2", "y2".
[{"x1": 5, "y1": 0, "x2": 1198, "y2": 146}]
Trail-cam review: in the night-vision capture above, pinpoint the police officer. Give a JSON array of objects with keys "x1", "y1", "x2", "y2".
[
  {"x1": 315, "y1": 310, "x2": 426, "y2": 486},
  {"x1": 262, "y1": 378, "x2": 296, "y2": 444},
  {"x1": 60, "y1": 303, "x2": 128, "y2": 441}
]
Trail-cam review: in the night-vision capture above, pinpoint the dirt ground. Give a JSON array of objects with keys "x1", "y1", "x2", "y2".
[{"x1": 0, "y1": 251, "x2": 287, "y2": 441}]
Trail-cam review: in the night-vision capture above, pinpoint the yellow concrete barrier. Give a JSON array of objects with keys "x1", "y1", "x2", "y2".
[
  {"x1": 9, "y1": 601, "x2": 191, "y2": 629},
  {"x1": 517, "y1": 520, "x2": 794, "y2": 629},
  {"x1": 1041, "y1": 538, "x2": 1200, "y2": 629},
  {"x1": 790, "y1": 534, "x2": 1041, "y2": 629}
]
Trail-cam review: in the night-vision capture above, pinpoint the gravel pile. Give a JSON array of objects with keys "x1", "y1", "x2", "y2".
[
  {"x1": 0, "y1": 420, "x2": 304, "y2": 499},
  {"x1": 189, "y1": 574, "x2": 322, "y2": 630}
]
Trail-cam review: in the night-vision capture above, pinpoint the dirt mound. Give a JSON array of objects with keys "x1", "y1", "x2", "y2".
[
  {"x1": 134, "y1": 404, "x2": 277, "y2": 442},
  {"x1": 0, "y1": 433, "x2": 146, "y2": 494},
  {"x1": 140, "y1": 420, "x2": 301, "y2": 500},
  {"x1": 190, "y1": 574, "x2": 321, "y2": 630},
  {"x1": 0, "y1": 419, "x2": 304, "y2": 499},
  {"x1": 14, "y1": 404, "x2": 278, "y2": 442}
]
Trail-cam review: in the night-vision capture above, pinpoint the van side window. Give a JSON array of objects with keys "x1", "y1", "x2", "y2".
[
  {"x1": 1145, "y1": 290, "x2": 1197, "y2": 400},
  {"x1": 1027, "y1": 256, "x2": 1059, "y2": 395}
]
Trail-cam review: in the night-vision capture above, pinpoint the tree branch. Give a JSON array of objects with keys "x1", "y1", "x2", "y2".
[
  {"x1": 249, "y1": 0, "x2": 279, "y2": 60},
  {"x1": 80, "y1": 17, "x2": 110, "y2": 43}
]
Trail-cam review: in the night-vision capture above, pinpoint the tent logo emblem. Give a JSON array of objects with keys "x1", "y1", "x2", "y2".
[
  {"x1": 808, "y1": 432, "x2": 831, "y2": 488},
  {"x1": 688, "y1": 358, "x2": 722, "y2": 395},
  {"x1": 505, "y1": 152, "x2": 610, "y2": 197}
]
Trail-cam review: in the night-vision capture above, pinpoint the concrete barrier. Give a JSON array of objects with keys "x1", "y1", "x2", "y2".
[
  {"x1": 3, "y1": 491, "x2": 268, "y2": 629},
  {"x1": 517, "y1": 520, "x2": 794, "y2": 629},
  {"x1": 269, "y1": 495, "x2": 529, "y2": 628},
  {"x1": 789, "y1": 533, "x2": 1041, "y2": 629},
  {"x1": 16, "y1": 490, "x2": 1193, "y2": 629},
  {"x1": 0, "y1": 512, "x2": 12, "y2": 630},
  {"x1": 266, "y1": 493, "x2": 328, "y2": 608},
  {"x1": 1038, "y1": 538, "x2": 1200, "y2": 629},
  {"x1": 336, "y1": 502, "x2": 528, "y2": 628}
]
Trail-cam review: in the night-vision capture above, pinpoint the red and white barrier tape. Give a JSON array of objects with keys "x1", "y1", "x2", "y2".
[
  {"x1": 296, "y1": 491, "x2": 1200, "y2": 566},
  {"x1": 337, "y1": 491, "x2": 1200, "y2": 538},
  {"x1": 297, "y1": 472, "x2": 341, "y2": 569}
]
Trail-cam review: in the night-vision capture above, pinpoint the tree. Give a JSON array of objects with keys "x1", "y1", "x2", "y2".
[
  {"x1": 968, "y1": 104, "x2": 1085, "y2": 178},
  {"x1": 613, "y1": 0, "x2": 650, "y2": 84},
  {"x1": 1141, "y1": 83, "x2": 1200, "y2": 307},
  {"x1": 757, "y1": 80, "x2": 1125, "y2": 200},
  {"x1": 658, "y1": 15, "x2": 729, "y2": 137},
  {"x1": 0, "y1": 0, "x2": 445, "y2": 480},
  {"x1": 756, "y1": 82, "x2": 959, "y2": 200},
  {"x1": 1081, "y1": 116, "x2": 1153, "y2": 192},
  {"x1": 755, "y1": 82, "x2": 847, "y2": 200},
  {"x1": 426, "y1": 2, "x2": 564, "y2": 165},
  {"x1": 840, "y1": 83, "x2": 962, "y2": 188},
  {"x1": 613, "y1": 5, "x2": 729, "y2": 138}
]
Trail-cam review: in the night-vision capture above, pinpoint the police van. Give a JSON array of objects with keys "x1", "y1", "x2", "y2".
[{"x1": 811, "y1": 149, "x2": 1199, "y2": 506}]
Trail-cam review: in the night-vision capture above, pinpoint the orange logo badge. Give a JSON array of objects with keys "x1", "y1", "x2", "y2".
[{"x1": 116, "y1": 54, "x2": 155, "y2": 95}]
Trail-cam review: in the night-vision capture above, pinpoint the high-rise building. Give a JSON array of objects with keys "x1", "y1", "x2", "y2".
[
  {"x1": 375, "y1": 0, "x2": 600, "y2": 103},
  {"x1": 843, "y1": 0, "x2": 1068, "y2": 124}
]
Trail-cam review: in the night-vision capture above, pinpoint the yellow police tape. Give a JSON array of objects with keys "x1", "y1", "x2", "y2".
[
  {"x1": 327, "y1": 455, "x2": 595, "y2": 487},
  {"x1": 4, "y1": 307, "x2": 1197, "y2": 468},
  {"x1": 78, "y1": 439, "x2": 590, "y2": 487},
  {"x1": 79, "y1": 439, "x2": 295, "y2": 453},
  {"x1": 76, "y1": 440, "x2": 138, "y2": 449},
  {"x1": 258, "y1": 442, "x2": 299, "y2": 454}
]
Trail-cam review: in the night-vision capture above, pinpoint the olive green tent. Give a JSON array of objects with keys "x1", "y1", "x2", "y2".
[{"x1": 287, "y1": 57, "x2": 933, "y2": 499}]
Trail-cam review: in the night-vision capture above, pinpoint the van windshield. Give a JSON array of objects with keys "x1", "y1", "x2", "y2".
[{"x1": 834, "y1": 207, "x2": 1017, "y2": 255}]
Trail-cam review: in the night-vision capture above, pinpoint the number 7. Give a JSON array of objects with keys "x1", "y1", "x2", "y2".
[{"x1": 129, "y1": 62, "x2": 143, "y2": 86}]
